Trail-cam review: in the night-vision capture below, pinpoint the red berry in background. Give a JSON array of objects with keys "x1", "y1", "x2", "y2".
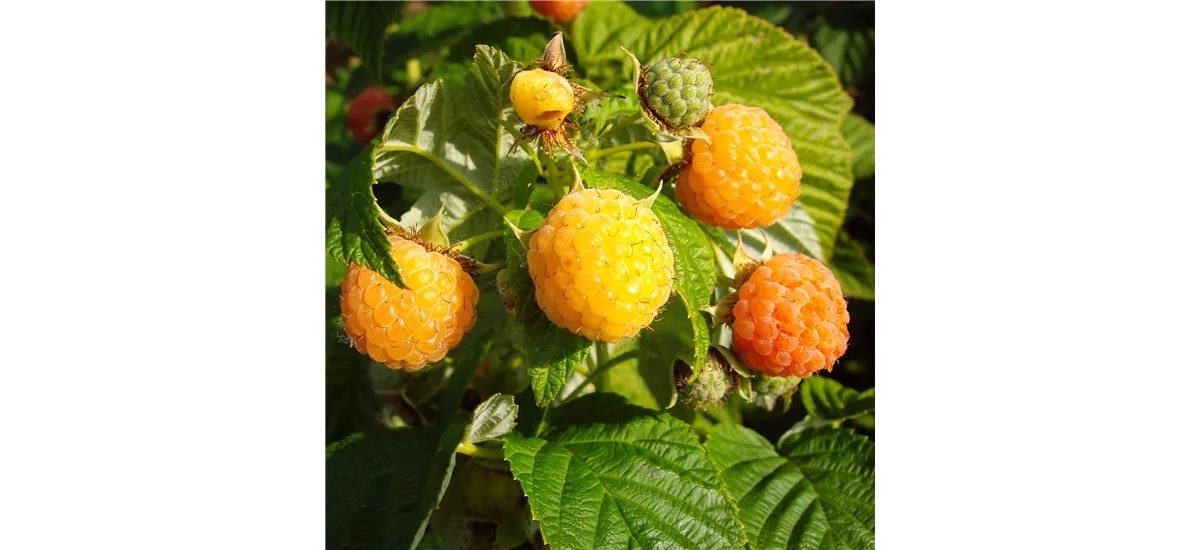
[
  {"x1": 346, "y1": 87, "x2": 397, "y2": 145},
  {"x1": 530, "y1": 0, "x2": 588, "y2": 23}
]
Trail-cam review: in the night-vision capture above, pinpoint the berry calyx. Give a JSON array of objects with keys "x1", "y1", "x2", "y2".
[
  {"x1": 463, "y1": 462, "x2": 525, "y2": 519},
  {"x1": 339, "y1": 233, "x2": 479, "y2": 370},
  {"x1": 730, "y1": 253, "x2": 849, "y2": 378},
  {"x1": 640, "y1": 56, "x2": 714, "y2": 130},
  {"x1": 527, "y1": 188, "x2": 674, "y2": 342},
  {"x1": 346, "y1": 87, "x2": 397, "y2": 145},
  {"x1": 530, "y1": 0, "x2": 588, "y2": 23},
  {"x1": 675, "y1": 104, "x2": 803, "y2": 229},
  {"x1": 510, "y1": 68, "x2": 575, "y2": 131}
]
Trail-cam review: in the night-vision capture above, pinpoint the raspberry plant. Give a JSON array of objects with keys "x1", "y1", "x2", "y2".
[{"x1": 326, "y1": 3, "x2": 875, "y2": 549}]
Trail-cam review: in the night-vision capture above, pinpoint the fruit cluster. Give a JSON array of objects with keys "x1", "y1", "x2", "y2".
[
  {"x1": 335, "y1": 33, "x2": 851, "y2": 402},
  {"x1": 629, "y1": 52, "x2": 846, "y2": 384}
]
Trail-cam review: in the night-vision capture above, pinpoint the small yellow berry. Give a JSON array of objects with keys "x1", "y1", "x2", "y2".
[{"x1": 509, "y1": 69, "x2": 575, "y2": 130}]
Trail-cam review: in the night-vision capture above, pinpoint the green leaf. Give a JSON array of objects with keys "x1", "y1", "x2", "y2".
[
  {"x1": 809, "y1": 17, "x2": 874, "y2": 88},
  {"x1": 629, "y1": 6, "x2": 855, "y2": 259},
  {"x1": 325, "y1": 2, "x2": 403, "y2": 82},
  {"x1": 570, "y1": 1, "x2": 652, "y2": 84},
  {"x1": 842, "y1": 113, "x2": 875, "y2": 179},
  {"x1": 628, "y1": 1, "x2": 703, "y2": 19},
  {"x1": 707, "y1": 423, "x2": 875, "y2": 550},
  {"x1": 326, "y1": 251, "x2": 349, "y2": 289},
  {"x1": 374, "y1": 45, "x2": 528, "y2": 217},
  {"x1": 734, "y1": 204, "x2": 826, "y2": 262},
  {"x1": 326, "y1": 145, "x2": 406, "y2": 290},
  {"x1": 799, "y1": 376, "x2": 874, "y2": 422},
  {"x1": 326, "y1": 419, "x2": 468, "y2": 550},
  {"x1": 830, "y1": 230, "x2": 874, "y2": 300},
  {"x1": 504, "y1": 394, "x2": 745, "y2": 549},
  {"x1": 395, "y1": 1, "x2": 504, "y2": 41},
  {"x1": 446, "y1": 16, "x2": 559, "y2": 68},
  {"x1": 464, "y1": 393, "x2": 519, "y2": 445},
  {"x1": 581, "y1": 168, "x2": 715, "y2": 371},
  {"x1": 503, "y1": 210, "x2": 592, "y2": 408}
]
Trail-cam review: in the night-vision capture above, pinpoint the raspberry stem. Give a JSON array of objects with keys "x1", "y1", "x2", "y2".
[
  {"x1": 376, "y1": 203, "x2": 407, "y2": 233},
  {"x1": 456, "y1": 229, "x2": 506, "y2": 251},
  {"x1": 545, "y1": 152, "x2": 565, "y2": 200},
  {"x1": 563, "y1": 350, "x2": 641, "y2": 402},
  {"x1": 376, "y1": 144, "x2": 507, "y2": 214},
  {"x1": 499, "y1": 118, "x2": 544, "y2": 176},
  {"x1": 455, "y1": 441, "x2": 506, "y2": 460},
  {"x1": 587, "y1": 142, "x2": 662, "y2": 162},
  {"x1": 474, "y1": 260, "x2": 502, "y2": 273}
]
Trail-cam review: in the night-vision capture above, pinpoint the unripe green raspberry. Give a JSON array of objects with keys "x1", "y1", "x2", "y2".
[
  {"x1": 677, "y1": 357, "x2": 732, "y2": 411},
  {"x1": 464, "y1": 462, "x2": 525, "y2": 519},
  {"x1": 640, "y1": 56, "x2": 713, "y2": 130},
  {"x1": 752, "y1": 374, "x2": 801, "y2": 398},
  {"x1": 686, "y1": 365, "x2": 729, "y2": 408},
  {"x1": 749, "y1": 372, "x2": 801, "y2": 411}
]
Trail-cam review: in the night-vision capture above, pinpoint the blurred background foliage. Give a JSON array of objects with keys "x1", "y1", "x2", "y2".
[{"x1": 326, "y1": 1, "x2": 874, "y2": 446}]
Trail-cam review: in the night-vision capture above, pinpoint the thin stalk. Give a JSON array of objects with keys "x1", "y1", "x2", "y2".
[
  {"x1": 455, "y1": 441, "x2": 506, "y2": 460},
  {"x1": 474, "y1": 260, "x2": 503, "y2": 273},
  {"x1": 545, "y1": 153, "x2": 564, "y2": 200},
  {"x1": 587, "y1": 141, "x2": 661, "y2": 162},
  {"x1": 377, "y1": 144, "x2": 506, "y2": 215},
  {"x1": 527, "y1": 145, "x2": 544, "y2": 177},
  {"x1": 564, "y1": 350, "x2": 641, "y2": 401},
  {"x1": 376, "y1": 203, "x2": 407, "y2": 232},
  {"x1": 455, "y1": 229, "x2": 506, "y2": 251}
]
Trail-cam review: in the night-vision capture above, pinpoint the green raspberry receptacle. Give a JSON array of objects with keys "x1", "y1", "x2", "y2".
[{"x1": 639, "y1": 56, "x2": 714, "y2": 131}]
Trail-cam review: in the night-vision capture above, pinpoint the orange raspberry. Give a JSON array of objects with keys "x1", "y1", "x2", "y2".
[
  {"x1": 731, "y1": 253, "x2": 849, "y2": 378},
  {"x1": 530, "y1": 0, "x2": 588, "y2": 23},
  {"x1": 675, "y1": 104, "x2": 802, "y2": 229},
  {"x1": 339, "y1": 234, "x2": 478, "y2": 370},
  {"x1": 527, "y1": 188, "x2": 674, "y2": 342}
]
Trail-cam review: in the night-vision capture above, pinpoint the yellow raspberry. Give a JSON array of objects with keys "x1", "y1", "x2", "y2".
[
  {"x1": 509, "y1": 68, "x2": 575, "y2": 130},
  {"x1": 527, "y1": 188, "x2": 674, "y2": 342},
  {"x1": 731, "y1": 253, "x2": 848, "y2": 378},
  {"x1": 675, "y1": 104, "x2": 803, "y2": 229},
  {"x1": 339, "y1": 234, "x2": 479, "y2": 370}
]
